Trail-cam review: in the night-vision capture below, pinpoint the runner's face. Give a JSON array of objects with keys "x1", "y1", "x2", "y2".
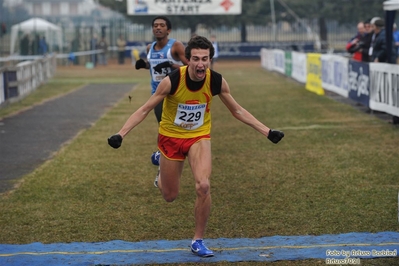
[
  {"x1": 188, "y1": 48, "x2": 210, "y2": 81},
  {"x1": 152, "y1": 19, "x2": 170, "y2": 39}
]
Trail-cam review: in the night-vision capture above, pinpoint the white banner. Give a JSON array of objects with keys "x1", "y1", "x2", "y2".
[
  {"x1": 260, "y1": 48, "x2": 273, "y2": 71},
  {"x1": 321, "y1": 54, "x2": 349, "y2": 98},
  {"x1": 291, "y1": 51, "x2": 307, "y2": 84},
  {"x1": 127, "y1": 0, "x2": 242, "y2": 15},
  {"x1": 272, "y1": 49, "x2": 285, "y2": 74},
  {"x1": 369, "y1": 63, "x2": 399, "y2": 116}
]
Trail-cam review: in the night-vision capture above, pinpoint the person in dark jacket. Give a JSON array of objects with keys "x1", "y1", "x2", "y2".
[
  {"x1": 371, "y1": 19, "x2": 397, "y2": 63},
  {"x1": 39, "y1": 36, "x2": 48, "y2": 55},
  {"x1": 20, "y1": 33, "x2": 30, "y2": 55},
  {"x1": 360, "y1": 18, "x2": 373, "y2": 62}
]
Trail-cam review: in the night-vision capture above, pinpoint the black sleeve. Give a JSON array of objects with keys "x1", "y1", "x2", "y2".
[
  {"x1": 168, "y1": 68, "x2": 180, "y2": 95},
  {"x1": 210, "y1": 70, "x2": 222, "y2": 96}
]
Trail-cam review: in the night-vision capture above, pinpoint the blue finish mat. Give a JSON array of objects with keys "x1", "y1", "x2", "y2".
[{"x1": 0, "y1": 232, "x2": 398, "y2": 265}]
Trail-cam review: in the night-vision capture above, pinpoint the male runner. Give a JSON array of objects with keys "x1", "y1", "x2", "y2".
[
  {"x1": 109, "y1": 35, "x2": 284, "y2": 257},
  {"x1": 135, "y1": 16, "x2": 188, "y2": 185}
]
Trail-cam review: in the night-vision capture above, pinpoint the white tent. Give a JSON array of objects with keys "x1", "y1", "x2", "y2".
[{"x1": 10, "y1": 17, "x2": 63, "y2": 55}]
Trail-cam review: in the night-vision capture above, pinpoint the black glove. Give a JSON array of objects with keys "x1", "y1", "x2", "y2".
[
  {"x1": 108, "y1": 134, "x2": 123, "y2": 149},
  {"x1": 153, "y1": 61, "x2": 172, "y2": 73},
  {"x1": 267, "y1": 129, "x2": 284, "y2": 144},
  {"x1": 135, "y1": 59, "x2": 147, "y2": 70}
]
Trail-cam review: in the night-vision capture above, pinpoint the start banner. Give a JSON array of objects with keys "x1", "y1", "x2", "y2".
[{"x1": 127, "y1": 0, "x2": 242, "y2": 15}]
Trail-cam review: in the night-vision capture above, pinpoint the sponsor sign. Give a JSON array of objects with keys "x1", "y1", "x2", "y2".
[
  {"x1": 291, "y1": 51, "x2": 306, "y2": 84},
  {"x1": 348, "y1": 60, "x2": 370, "y2": 107},
  {"x1": 272, "y1": 49, "x2": 285, "y2": 74},
  {"x1": 369, "y1": 62, "x2": 399, "y2": 116},
  {"x1": 321, "y1": 54, "x2": 349, "y2": 98},
  {"x1": 285, "y1": 51, "x2": 292, "y2": 77},
  {"x1": 306, "y1": 53, "x2": 324, "y2": 95}
]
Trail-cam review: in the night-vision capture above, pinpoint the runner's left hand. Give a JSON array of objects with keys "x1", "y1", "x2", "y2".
[{"x1": 153, "y1": 61, "x2": 172, "y2": 73}]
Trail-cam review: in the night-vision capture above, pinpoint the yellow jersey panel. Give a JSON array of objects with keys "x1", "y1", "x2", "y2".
[{"x1": 159, "y1": 66, "x2": 213, "y2": 138}]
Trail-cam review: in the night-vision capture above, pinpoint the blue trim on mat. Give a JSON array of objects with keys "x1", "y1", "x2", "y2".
[{"x1": 0, "y1": 232, "x2": 398, "y2": 265}]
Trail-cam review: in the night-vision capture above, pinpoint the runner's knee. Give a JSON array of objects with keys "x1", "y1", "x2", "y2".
[
  {"x1": 162, "y1": 191, "x2": 178, "y2": 202},
  {"x1": 161, "y1": 184, "x2": 179, "y2": 202},
  {"x1": 196, "y1": 180, "x2": 210, "y2": 197}
]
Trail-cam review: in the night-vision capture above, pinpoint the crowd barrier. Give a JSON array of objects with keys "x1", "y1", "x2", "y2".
[
  {"x1": 261, "y1": 48, "x2": 399, "y2": 120},
  {"x1": 1, "y1": 41, "x2": 315, "y2": 64},
  {"x1": 0, "y1": 55, "x2": 56, "y2": 106}
]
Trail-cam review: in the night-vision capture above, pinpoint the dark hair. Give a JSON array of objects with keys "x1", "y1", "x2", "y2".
[
  {"x1": 374, "y1": 19, "x2": 385, "y2": 28},
  {"x1": 152, "y1": 16, "x2": 172, "y2": 30},
  {"x1": 185, "y1": 35, "x2": 215, "y2": 60}
]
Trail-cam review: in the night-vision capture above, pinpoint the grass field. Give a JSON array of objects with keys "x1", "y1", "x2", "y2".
[{"x1": 0, "y1": 59, "x2": 398, "y2": 265}]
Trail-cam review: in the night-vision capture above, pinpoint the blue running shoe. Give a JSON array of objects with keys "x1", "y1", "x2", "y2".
[
  {"x1": 191, "y1": 239, "x2": 214, "y2": 257},
  {"x1": 151, "y1": 151, "x2": 160, "y2": 166}
]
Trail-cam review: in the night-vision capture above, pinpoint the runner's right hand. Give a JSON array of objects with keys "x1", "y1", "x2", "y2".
[
  {"x1": 135, "y1": 59, "x2": 147, "y2": 70},
  {"x1": 267, "y1": 129, "x2": 284, "y2": 144},
  {"x1": 108, "y1": 134, "x2": 123, "y2": 149}
]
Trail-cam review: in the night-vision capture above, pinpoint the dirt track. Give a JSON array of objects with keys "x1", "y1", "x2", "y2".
[{"x1": 0, "y1": 83, "x2": 133, "y2": 194}]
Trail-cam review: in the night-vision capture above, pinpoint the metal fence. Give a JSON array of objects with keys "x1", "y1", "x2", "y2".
[
  {"x1": 0, "y1": 17, "x2": 358, "y2": 56},
  {"x1": 0, "y1": 55, "x2": 57, "y2": 106},
  {"x1": 0, "y1": 17, "x2": 359, "y2": 69}
]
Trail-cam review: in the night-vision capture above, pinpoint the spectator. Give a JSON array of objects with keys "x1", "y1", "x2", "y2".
[
  {"x1": 370, "y1": 19, "x2": 397, "y2": 63},
  {"x1": 361, "y1": 18, "x2": 373, "y2": 62},
  {"x1": 346, "y1": 22, "x2": 365, "y2": 61},
  {"x1": 70, "y1": 37, "x2": 80, "y2": 65},
  {"x1": 97, "y1": 37, "x2": 108, "y2": 65},
  {"x1": 393, "y1": 23, "x2": 399, "y2": 63},
  {"x1": 39, "y1": 36, "x2": 48, "y2": 55},
  {"x1": 131, "y1": 48, "x2": 139, "y2": 65},
  {"x1": 31, "y1": 34, "x2": 40, "y2": 55},
  {"x1": 117, "y1": 34, "x2": 126, "y2": 64},
  {"x1": 391, "y1": 24, "x2": 399, "y2": 123},
  {"x1": 90, "y1": 34, "x2": 98, "y2": 65},
  {"x1": 20, "y1": 33, "x2": 30, "y2": 56},
  {"x1": 368, "y1": 17, "x2": 381, "y2": 62}
]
